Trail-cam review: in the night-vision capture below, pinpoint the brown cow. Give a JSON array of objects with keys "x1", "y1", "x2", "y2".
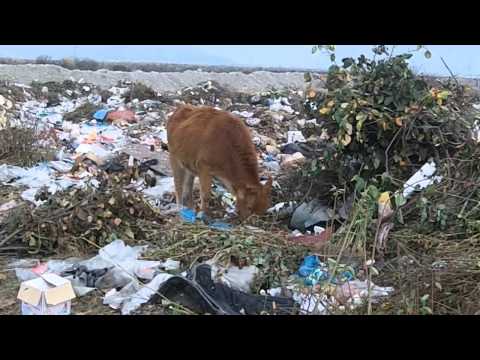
[{"x1": 167, "y1": 105, "x2": 272, "y2": 220}]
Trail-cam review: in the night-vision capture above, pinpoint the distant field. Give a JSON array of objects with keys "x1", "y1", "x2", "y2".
[{"x1": 0, "y1": 56, "x2": 322, "y2": 74}]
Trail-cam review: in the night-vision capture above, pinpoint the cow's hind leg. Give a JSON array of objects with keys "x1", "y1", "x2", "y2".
[{"x1": 170, "y1": 157, "x2": 187, "y2": 209}]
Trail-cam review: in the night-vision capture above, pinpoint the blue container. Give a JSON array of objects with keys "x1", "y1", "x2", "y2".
[{"x1": 93, "y1": 109, "x2": 110, "y2": 121}]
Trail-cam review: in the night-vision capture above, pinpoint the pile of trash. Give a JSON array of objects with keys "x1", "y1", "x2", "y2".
[
  {"x1": 30, "y1": 80, "x2": 101, "y2": 106},
  {"x1": 0, "y1": 73, "x2": 400, "y2": 315},
  {"x1": 10, "y1": 239, "x2": 296, "y2": 315},
  {"x1": 171, "y1": 80, "x2": 238, "y2": 109},
  {"x1": 9, "y1": 239, "x2": 394, "y2": 315}
]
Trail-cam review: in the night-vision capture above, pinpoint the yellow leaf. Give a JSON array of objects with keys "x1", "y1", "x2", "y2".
[
  {"x1": 378, "y1": 192, "x2": 391, "y2": 205},
  {"x1": 307, "y1": 89, "x2": 316, "y2": 99},
  {"x1": 437, "y1": 99, "x2": 443, "y2": 106},
  {"x1": 395, "y1": 117, "x2": 403, "y2": 127},
  {"x1": 319, "y1": 107, "x2": 330, "y2": 115},
  {"x1": 327, "y1": 100, "x2": 335, "y2": 108},
  {"x1": 437, "y1": 90, "x2": 450, "y2": 100},
  {"x1": 400, "y1": 160, "x2": 407, "y2": 167},
  {"x1": 341, "y1": 134, "x2": 352, "y2": 146}
]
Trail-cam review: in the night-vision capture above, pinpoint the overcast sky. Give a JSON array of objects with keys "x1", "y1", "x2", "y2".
[{"x1": 0, "y1": 45, "x2": 479, "y2": 77}]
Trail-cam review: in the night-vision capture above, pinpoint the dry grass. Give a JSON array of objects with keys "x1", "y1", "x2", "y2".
[
  {"x1": 0, "y1": 121, "x2": 55, "y2": 167},
  {"x1": 145, "y1": 216, "x2": 309, "y2": 292},
  {"x1": 63, "y1": 102, "x2": 100, "y2": 123}
]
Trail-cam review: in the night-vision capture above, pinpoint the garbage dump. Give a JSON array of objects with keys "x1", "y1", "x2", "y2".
[{"x1": 2, "y1": 47, "x2": 480, "y2": 315}]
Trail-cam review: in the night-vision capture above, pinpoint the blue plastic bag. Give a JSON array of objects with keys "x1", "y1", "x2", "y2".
[
  {"x1": 298, "y1": 255, "x2": 357, "y2": 286},
  {"x1": 305, "y1": 267, "x2": 329, "y2": 286},
  {"x1": 93, "y1": 109, "x2": 110, "y2": 121},
  {"x1": 208, "y1": 221, "x2": 232, "y2": 231},
  {"x1": 298, "y1": 255, "x2": 321, "y2": 277},
  {"x1": 264, "y1": 154, "x2": 276, "y2": 162},
  {"x1": 179, "y1": 208, "x2": 196, "y2": 223},
  {"x1": 180, "y1": 208, "x2": 232, "y2": 231},
  {"x1": 332, "y1": 270, "x2": 355, "y2": 284}
]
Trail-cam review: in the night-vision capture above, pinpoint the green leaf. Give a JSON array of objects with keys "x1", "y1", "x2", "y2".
[
  {"x1": 312, "y1": 45, "x2": 318, "y2": 54},
  {"x1": 421, "y1": 306, "x2": 433, "y2": 315},
  {"x1": 424, "y1": 50, "x2": 432, "y2": 59},
  {"x1": 420, "y1": 294, "x2": 430, "y2": 305},
  {"x1": 353, "y1": 175, "x2": 366, "y2": 193},
  {"x1": 330, "y1": 53, "x2": 336, "y2": 62},
  {"x1": 355, "y1": 113, "x2": 367, "y2": 132},
  {"x1": 29, "y1": 236, "x2": 36, "y2": 247},
  {"x1": 356, "y1": 112, "x2": 367, "y2": 122},
  {"x1": 342, "y1": 57, "x2": 354, "y2": 68},
  {"x1": 421, "y1": 206, "x2": 428, "y2": 223},
  {"x1": 394, "y1": 193, "x2": 407, "y2": 207},
  {"x1": 397, "y1": 208, "x2": 404, "y2": 224},
  {"x1": 327, "y1": 258, "x2": 337, "y2": 267},
  {"x1": 125, "y1": 228, "x2": 135, "y2": 239},
  {"x1": 367, "y1": 185, "x2": 380, "y2": 201}
]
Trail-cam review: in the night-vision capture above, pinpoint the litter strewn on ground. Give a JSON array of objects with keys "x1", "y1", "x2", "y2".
[{"x1": 3, "y1": 50, "x2": 480, "y2": 315}]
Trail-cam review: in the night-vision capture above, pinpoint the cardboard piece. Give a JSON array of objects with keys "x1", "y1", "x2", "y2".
[{"x1": 17, "y1": 273, "x2": 76, "y2": 315}]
